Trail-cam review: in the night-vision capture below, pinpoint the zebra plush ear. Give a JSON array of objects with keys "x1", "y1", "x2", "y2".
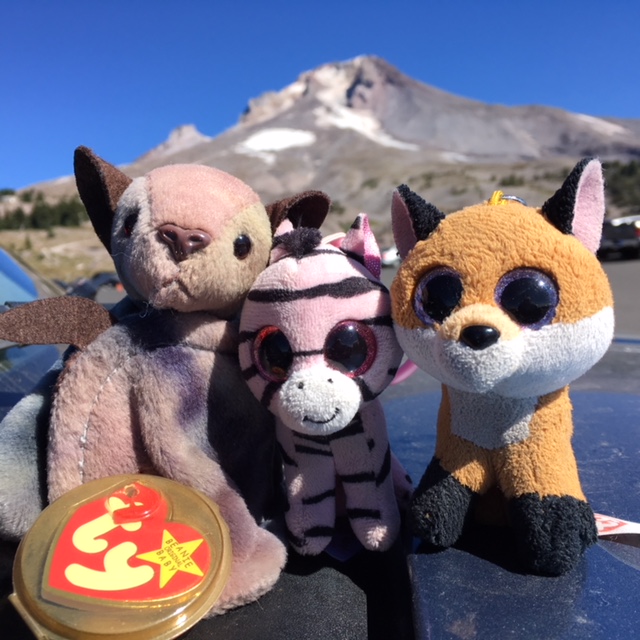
[
  {"x1": 341, "y1": 214, "x2": 381, "y2": 279},
  {"x1": 265, "y1": 191, "x2": 331, "y2": 234},
  {"x1": 541, "y1": 158, "x2": 605, "y2": 254},
  {"x1": 392, "y1": 185, "x2": 445, "y2": 260}
]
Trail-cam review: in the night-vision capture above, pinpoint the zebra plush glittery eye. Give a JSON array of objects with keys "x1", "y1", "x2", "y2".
[
  {"x1": 253, "y1": 326, "x2": 293, "y2": 382},
  {"x1": 324, "y1": 321, "x2": 376, "y2": 377}
]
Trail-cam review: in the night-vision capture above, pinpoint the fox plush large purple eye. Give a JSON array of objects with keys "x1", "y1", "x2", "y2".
[
  {"x1": 253, "y1": 326, "x2": 293, "y2": 382},
  {"x1": 414, "y1": 267, "x2": 463, "y2": 325},
  {"x1": 324, "y1": 321, "x2": 376, "y2": 377},
  {"x1": 496, "y1": 268, "x2": 559, "y2": 328}
]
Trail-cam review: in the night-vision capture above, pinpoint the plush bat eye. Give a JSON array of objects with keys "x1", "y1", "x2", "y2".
[
  {"x1": 413, "y1": 267, "x2": 463, "y2": 325},
  {"x1": 496, "y1": 268, "x2": 559, "y2": 328},
  {"x1": 324, "y1": 321, "x2": 376, "y2": 377},
  {"x1": 253, "y1": 326, "x2": 293, "y2": 382},
  {"x1": 234, "y1": 234, "x2": 252, "y2": 259},
  {"x1": 123, "y1": 211, "x2": 139, "y2": 237}
]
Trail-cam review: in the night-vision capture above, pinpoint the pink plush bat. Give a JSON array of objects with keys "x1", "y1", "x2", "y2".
[{"x1": 0, "y1": 147, "x2": 329, "y2": 613}]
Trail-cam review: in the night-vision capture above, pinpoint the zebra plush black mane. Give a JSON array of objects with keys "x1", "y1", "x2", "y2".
[{"x1": 272, "y1": 228, "x2": 323, "y2": 259}]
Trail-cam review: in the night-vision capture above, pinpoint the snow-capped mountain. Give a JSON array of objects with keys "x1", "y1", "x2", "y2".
[{"x1": 23, "y1": 55, "x2": 640, "y2": 238}]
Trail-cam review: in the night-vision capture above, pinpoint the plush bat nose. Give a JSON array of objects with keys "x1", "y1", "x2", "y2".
[
  {"x1": 158, "y1": 224, "x2": 211, "y2": 262},
  {"x1": 460, "y1": 325, "x2": 500, "y2": 350}
]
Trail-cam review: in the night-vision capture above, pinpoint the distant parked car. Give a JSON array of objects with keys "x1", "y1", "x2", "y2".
[
  {"x1": 598, "y1": 215, "x2": 640, "y2": 260},
  {"x1": 381, "y1": 245, "x2": 401, "y2": 267},
  {"x1": 55, "y1": 271, "x2": 124, "y2": 303}
]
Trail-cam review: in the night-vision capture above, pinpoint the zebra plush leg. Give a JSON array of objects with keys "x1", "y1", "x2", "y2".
[
  {"x1": 277, "y1": 423, "x2": 337, "y2": 555},
  {"x1": 329, "y1": 406, "x2": 401, "y2": 552}
]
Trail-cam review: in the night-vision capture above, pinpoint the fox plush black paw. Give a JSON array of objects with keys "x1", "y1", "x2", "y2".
[
  {"x1": 510, "y1": 494, "x2": 598, "y2": 576},
  {"x1": 410, "y1": 459, "x2": 474, "y2": 548}
]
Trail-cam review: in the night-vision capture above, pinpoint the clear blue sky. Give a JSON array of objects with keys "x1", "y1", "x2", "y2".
[{"x1": 2, "y1": 0, "x2": 639, "y2": 189}]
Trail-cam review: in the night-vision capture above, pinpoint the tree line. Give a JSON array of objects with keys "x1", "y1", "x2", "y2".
[
  {"x1": 2, "y1": 158, "x2": 640, "y2": 231},
  {"x1": 602, "y1": 160, "x2": 640, "y2": 213},
  {"x1": 0, "y1": 191, "x2": 88, "y2": 231}
]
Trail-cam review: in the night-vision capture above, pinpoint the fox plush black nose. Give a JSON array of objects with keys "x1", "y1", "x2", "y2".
[
  {"x1": 158, "y1": 224, "x2": 212, "y2": 262},
  {"x1": 460, "y1": 325, "x2": 500, "y2": 350}
]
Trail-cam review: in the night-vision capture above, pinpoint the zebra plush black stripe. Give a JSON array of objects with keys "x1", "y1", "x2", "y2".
[
  {"x1": 302, "y1": 489, "x2": 336, "y2": 505},
  {"x1": 305, "y1": 525, "x2": 335, "y2": 538},
  {"x1": 376, "y1": 446, "x2": 392, "y2": 486},
  {"x1": 360, "y1": 315, "x2": 393, "y2": 327},
  {"x1": 347, "y1": 508, "x2": 382, "y2": 520},
  {"x1": 327, "y1": 415, "x2": 364, "y2": 441},
  {"x1": 247, "y1": 277, "x2": 385, "y2": 304},
  {"x1": 278, "y1": 442, "x2": 298, "y2": 467},
  {"x1": 293, "y1": 431, "x2": 331, "y2": 445},
  {"x1": 241, "y1": 364, "x2": 260, "y2": 381},
  {"x1": 295, "y1": 444, "x2": 334, "y2": 457},
  {"x1": 261, "y1": 381, "x2": 281, "y2": 408},
  {"x1": 340, "y1": 471, "x2": 376, "y2": 483},
  {"x1": 355, "y1": 377, "x2": 380, "y2": 402}
]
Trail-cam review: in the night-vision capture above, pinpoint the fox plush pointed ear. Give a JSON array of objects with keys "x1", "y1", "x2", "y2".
[
  {"x1": 391, "y1": 184, "x2": 446, "y2": 259},
  {"x1": 74, "y1": 146, "x2": 132, "y2": 253},
  {"x1": 542, "y1": 157, "x2": 605, "y2": 254}
]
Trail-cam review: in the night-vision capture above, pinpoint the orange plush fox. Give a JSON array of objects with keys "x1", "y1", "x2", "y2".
[{"x1": 390, "y1": 158, "x2": 614, "y2": 575}]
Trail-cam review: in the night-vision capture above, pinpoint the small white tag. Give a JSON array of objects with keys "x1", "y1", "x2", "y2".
[{"x1": 595, "y1": 513, "x2": 640, "y2": 537}]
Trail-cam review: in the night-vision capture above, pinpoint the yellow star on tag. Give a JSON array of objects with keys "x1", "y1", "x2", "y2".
[{"x1": 137, "y1": 529, "x2": 204, "y2": 588}]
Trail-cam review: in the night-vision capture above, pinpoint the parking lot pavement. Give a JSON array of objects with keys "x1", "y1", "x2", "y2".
[{"x1": 602, "y1": 259, "x2": 640, "y2": 338}]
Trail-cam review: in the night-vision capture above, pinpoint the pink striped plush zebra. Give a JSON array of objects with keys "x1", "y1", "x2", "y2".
[{"x1": 239, "y1": 214, "x2": 411, "y2": 555}]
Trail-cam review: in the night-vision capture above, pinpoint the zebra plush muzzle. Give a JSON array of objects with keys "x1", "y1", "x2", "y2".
[{"x1": 274, "y1": 368, "x2": 362, "y2": 436}]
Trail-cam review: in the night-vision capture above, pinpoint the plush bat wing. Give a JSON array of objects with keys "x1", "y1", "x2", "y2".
[{"x1": 0, "y1": 297, "x2": 116, "y2": 349}]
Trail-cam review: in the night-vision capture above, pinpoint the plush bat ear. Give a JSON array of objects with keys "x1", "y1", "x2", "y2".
[
  {"x1": 392, "y1": 185, "x2": 445, "y2": 260},
  {"x1": 0, "y1": 297, "x2": 116, "y2": 349},
  {"x1": 341, "y1": 214, "x2": 381, "y2": 279},
  {"x1": 265, "y1": 190, "x2": 331, "y2": 234},
  {"x1": 541, "y1": 158, "x2": 605, "y2": 254},
  {"x1": 74, "y1": 146, "x2": 133, "y2": 254}
]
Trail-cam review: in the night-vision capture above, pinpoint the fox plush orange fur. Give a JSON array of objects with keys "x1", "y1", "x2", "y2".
[{"x1": 390, "y1": 158, "x2": 614, "y2": 575}]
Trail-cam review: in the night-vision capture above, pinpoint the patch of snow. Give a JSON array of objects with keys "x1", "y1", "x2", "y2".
[
  {"x1": 313, "y1": 104, "x2": 418, "y2": 151},
  {"x1": 574, "y1": 114, "x2": 628, "y2": 137},
  {"x1": 440, "y1": 151, "x2": 471, "y2": 163},
  {"x1": 234, "y1": 128, "x2": 317, "y2": 164},
  {"x1": 308, "y1": 62, "x2": 418, "y2": 150},
  {"x1": 314, "y1": 64, "x2": 355, "y2": 106}
]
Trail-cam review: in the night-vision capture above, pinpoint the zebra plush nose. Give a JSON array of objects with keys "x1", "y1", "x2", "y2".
[
  {"x1": 460, "y1": 325, "x2": 500, "y2": 350},
  {"x1": 158, "y1": 223, "x2": 211, "y2": 262}
]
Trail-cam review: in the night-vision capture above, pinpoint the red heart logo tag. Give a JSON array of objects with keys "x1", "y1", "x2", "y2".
[{"x1": 43, "y1": 481, "x2": 212, "y2": 608}]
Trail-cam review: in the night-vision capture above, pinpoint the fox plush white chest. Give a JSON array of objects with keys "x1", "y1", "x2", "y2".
[{"x1": 390, "y1": 158, "x2": 614, "y2": 575}]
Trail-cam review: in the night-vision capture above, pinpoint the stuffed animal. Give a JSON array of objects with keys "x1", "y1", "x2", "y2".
[
  {"x1": 238, "y1": 213, "x2": 412, "y2": 556},
  {"x1": 389, "y1": 158, "x2": 614, "y2": 575},
  {"x1": 0, "y1": 146, "x2": 329, "y2": 612}
]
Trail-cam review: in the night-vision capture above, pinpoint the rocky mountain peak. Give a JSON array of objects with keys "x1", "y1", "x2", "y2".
[
  {"x1": 137, "y1": 124, "x2": 211, "y2": 162},
  {"x1": 240, "y1": 55, "x2": 406, "y2": 128}
]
